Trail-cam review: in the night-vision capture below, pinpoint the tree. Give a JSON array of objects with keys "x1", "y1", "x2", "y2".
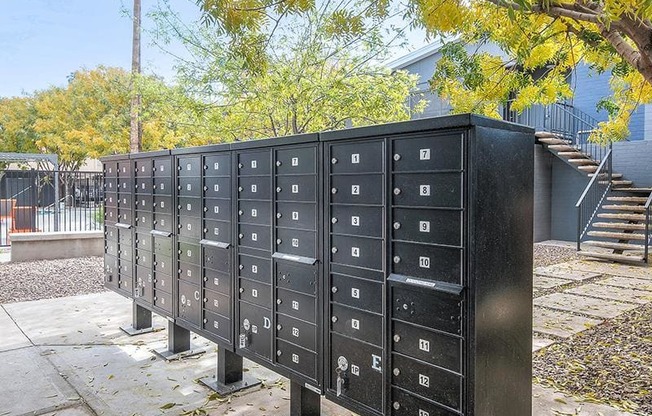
[
  {"x1": 130, "y1": 0, "x2": 143, "y2": 153},
  {"x1": 196, "y1": 0, "x2": 652, "y2": 141},
  {"x1": 149, "y1": 2, "x2": 423, "y2": 139}
]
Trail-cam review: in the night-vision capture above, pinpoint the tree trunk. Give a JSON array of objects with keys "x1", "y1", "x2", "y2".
[{"x1": 130, "y1": 0, "x2": 142, "y2": 153}]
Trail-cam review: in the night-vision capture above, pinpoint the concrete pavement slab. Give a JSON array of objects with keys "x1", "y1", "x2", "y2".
[
  {"x1": 532, "y1": 384, "x2": 635, "y2": 415},
  {"x1": 534, "y1": 274, "x2": 573, "y2": 290},
  {"x1": 534, "y1": 265, "x2": 602, "y2": 281},
  {"x1": 533, "y1": 307, "x2": 602, "y2": 338},
  {"x1": 41, "y1": 405, "x2": 96, "y2": 416},
  {"x1": 0, "y1": 346, "x2": 81, "y2": 415},
  {"x1": 566, "y1": 283, "x2": 652, "y2": 305},
  {"x1": 563, "y1": 260, "x2": 652, "y2": 280},
  {"x1": 3, "y1": 292, "x2": 169, "y2": 346},
  {"x1": 598, "y1": 276, "x2": 652, "y2": 292},
  {"x1": 532, "y1": 337, "x2": 556, "y2": 352},
  {"x1": 0, "y1": 305, "x2": 31, "y2": 352},
  {"x1": 534, "y1": 293, "x2": 637, "y2": 319}
]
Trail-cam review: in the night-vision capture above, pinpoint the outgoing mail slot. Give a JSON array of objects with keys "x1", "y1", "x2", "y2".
[
  {"x1": 153, "y1": 255, "x2": 173, "y2": 275},
  {"x1": 153, "y1": 236, "x2": 172, "y2": 254},
  {"x1": 178, "y1": 281, "x2": 202, "y2": 327},
  {"x1": 177, "y1": 156, "x2": 201, "y2": 177},
  {"x1": 204, "y1": 269, "x2": 231, "y2": 296},
  {"x1": 134, "y1": 210, "x2": 152, "y2": 229},
  {"x1": 177, "y1": 177, "x2": 202, "y2": 197},
  {"x1": 276, "y1": 202, "x2": 316, "y2": 230},
  {"x1": 203, "y1": 310, "x2": 231, "y2": 343},
  {"x1": 238, "y1": 302, "x2": 272, "y2": 360},
  {"x1": 392, "y1": 208, "x2": 462, "y2": 247},
  {"x1": 277, "y1": 288, "x2": 316, "y2": 323},
  {"x1": 178, "y1": 261, "x2": 201, "y2": 284},
  {"x1": 153, "y1": 158, "x2": 171, "y2": 176},
  {"x1": 104, "y1": 192, "x2": 117, "y2": 208},
  {"x1": 204, "y1": 289, "x2": 230, "y2": 316},
  {"x1": 178, "y1": 215, "x2": 202, "y2": 240},
  {"x1": 238, "y1": 254, "x2": 272, "y2": 283},
  {"x1": 154, "y1": 273, "x2": 171, "y2": 293},
  {"x1": 134, "y1": 159, "x2": 152, "y2": 177},
  {"x1": 238, "y1": 200, "x2": 271, "y2": 225},
  {"x1": 392, "y1": 242, "x2": 462, "y2": 285},
  {"x1": 177, "y1": 242, "x2": 200, "y2": 265},
  {"x1": 276, "y1": 228, "x2": 316, "y2": 259},
  {"x1": 330, "y1": 174, "x2": 383, "y2": 205},
  {"x1": 392, "y1": 354, "x2": 461, "y2": 411},
  {"x1": 331, "y1": 205, "x2": 383, "y2": 238},
  {"x1": 330, "y1": 235, "x2": 383, "y2": 271},
  {"x1": 276, "y1": 261, "x2": 317, "y2": 295},
  {"x1": 238, "y1": 176, "x2": 271, "y2": 200},
  {"x1": 331, "y1": 304, "x2": 382, "y2": 346},
  {"x1": 239, "y1": 278, "x2": 271, "y2": 308},
  {"x1": 276, "y1": 339, "x2": 317, "y2": 380},
  {"x1": 275, "y1": 146, "x2": 316, "y2": 175},
  {"x1": 105, "y1": 207, "x2": 118, "y2": 224},
  {"x1": 331, "y1": 274, "x2": 383, "y2": 314},
  {"x1": 238, "y1": 151, "x2": 271, "y2": 176},
  {"x1": 276, "y1": 175, "x2": 316, "y2": 202},
  {"x1": 204, "y1": 154, "x2": 231, "y2": 177},
  {"x1": 238, "y1": 223, "x2": 271, "y2": 251},
  {"x1": 135, "y1": 195, "x2": 153, "y2": 211},
  {"x1": 204, "y1": 245, "x2": 231, "y2": 273},
  {"x1": 153, "y1": 288, "x2": 172, "y2": 314},
  {"x1": 204, "y1": 198, "x2": 232, "y2": 221},
  {"x1": 392, "y1": 320, "x2": 462, "y2": 373},
  {"x1": 118, "y1": 193, "x2": 132, "y2": 209},
  {"x1": 134, "y1": 232, "x2": 152, "y2": 251},
  {"x1": 392, "y1": 173, "x2": 462, "y2": 208},
  {"x1": 329, "y1": 333, "x2": 383, "y2": 412},
  {"x1": 392, "y1": 285, "x2": 462, "y2": 336},
  {"x1": 204, "y1": 176, "x2": 231, "y2": 199},
  {"x1": 153, "y1": 177, "x2": 172, "y2": 195},
  {"x1": 276, "y1": 313, "x2": 317, "y2": 352},
  {"x1": 153, "y1": 213, "x2": 173, "y2": 233},
  {"x1": 393, "y1": 134, "x2": 463, "y2": 172},
  {"x1": 204, "y1": 219, "x2": 232, "y2": 242},
  {"x1": 329, "y1": 140, "x2": 384, "y2": 174},
  {"x1": 135, "y1": 177, "x2": 152, "y2": 194},
  {"x1": 153, "y1": 195, "x2": 171, "y2": 212},
  {"x1": 177, "y1": 197, "x2": 202, "y2": 218},
  {"x1": 391, "y1": 387, "x2": 459, "y2": 416}
]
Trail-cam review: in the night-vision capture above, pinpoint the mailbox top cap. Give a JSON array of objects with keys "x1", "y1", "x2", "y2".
[
  {"x1": 129, "y1": 149, "x2": 172, "y2": 159},
  {"x1": 230, "y1": 132, "x2": 319, "y2": 150},
  {"x1": 171, "y1": 142, "x2": 231, "y2": 155}
]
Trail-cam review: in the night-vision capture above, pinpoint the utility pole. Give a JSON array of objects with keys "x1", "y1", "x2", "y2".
[{"x1": 130, "y1": 0, "x2": 142, "y2": 153}]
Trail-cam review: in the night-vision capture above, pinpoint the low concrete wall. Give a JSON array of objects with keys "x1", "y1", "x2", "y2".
[
  {"x1": 10, "y1": 231, "x2": 103, "y2": 262},
  {"x1": 613, "y1": 140, "x2": 652, "y2": 187}
]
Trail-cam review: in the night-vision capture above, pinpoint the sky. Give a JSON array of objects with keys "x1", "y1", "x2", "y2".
[{"x1": 0, "y1": 0, "x2": 429, "y2": 98}]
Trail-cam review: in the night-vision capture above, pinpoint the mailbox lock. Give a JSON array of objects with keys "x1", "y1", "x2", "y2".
[
  {"x1": 331, "y1": 158, "x2": 338, "y2": 164},
  {"x1": 203, "y1": 165, "x2": 208, "y2": 170},
  {"x1": 393, "y1": 153, "x2": 401, "y2": 161},
  {"x1": 238, "y1": 186, "x2": 243, "y2": 192},
  {"x1": 276, "y1": 161, "x2": 282, "y2": 167},
  {"x1": 393, "y1": 402, "x2": 401, "y2": 410},
  {"x1": 393, "y1": 256, "x2": 401, "y2": 263},
  {"x1": 203, "y1": 207, "x2": 208, "y2": 212},
  {"x1": 331, "y1": 217, "x2": 338, "y2": 224},
  {"x1": 393, "y1": 368, "x2": 401, "y2": 376},
  {"x1": 203, "y1": 186, "x2": 208, "y2": 191},
  {"x1": 239, "y1": 233, "x2": 244, "y2": 239},
  {"x1": 331, "y1": 187, "x2": 337, "y2": 194},
  {"x1": 203, "y1": 228, "x2": 208, "y2": 233},
  {"x1": 276, "y1": 239, "x2": 282, "y2": 244},
  {"x1": 238, "y1": 210, "x2": 244, "y2": 215},
  {"x1": 276, "y1": 350, "x2": 282, "y2": 356},
  {"x1": 239, "y1": 288, "x2": 244, "y2": 293},
  {"x1": 203, "y1": 277, "x2": 208, "y2": 282},
  {"x1": 331, "y1": 286, "x2": 338, "y2": 293},
  {"x1": 277, "y1": 299, "x2": 282, "y2": 304},
  {"x1": 276, "y1": 187, "x2": 282, "y2": 192},
  {"x1": 239, "y1": 264, "x2": 244, "y2": 270},
  {"x1": 277, "y1": 324, "x2": 282, "y2": 330},
  {"x1": 238, "y1": 163, "x2": 243, "y2": 168},
  {"x1": 331, "y1": 247, "x2": 338, "y2": 254},
  {"x1": 177, "y1": 185, "x2": 182, "y2": 190},
  {"x1": 276, "y1": 213, "x2": 282, "y2": 218},
  {"x1": 393, "y1": 222, "x2": 401, "y2": 229},
  {"x1": 331, "y1": 316, "x2": 338, "y2": 323},
  {"x1": 178, "y1": 249, "x2": 182, "y2": 254},
  {"x1": 203, "y1": 318, "x2": 208, "y2": 324},
  {"x1": 393, "y1": 334, "x2": 401, "y2": 342},
  {"x1": 393, "y1": 187, "x2": 401, "y2": 195},
  {"x1": 177, "y1": 165, "x2": 182, "y2": 170}
]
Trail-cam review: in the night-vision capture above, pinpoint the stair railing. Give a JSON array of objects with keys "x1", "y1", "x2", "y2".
[
  {"x1": 645, "y1": 191, "x2": 652, "y2": 264},
  {"x1": 576, "y1": 149, "x2": 613, "y2": 250}
]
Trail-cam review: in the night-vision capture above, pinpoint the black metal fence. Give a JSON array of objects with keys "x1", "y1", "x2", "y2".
[{"x1": 0, "y1": 169, "x2": 103, "y2": 246}]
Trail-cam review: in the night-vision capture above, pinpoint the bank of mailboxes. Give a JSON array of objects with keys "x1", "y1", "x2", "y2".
[{"x1": 102, "y1": 115, "x2": 533, "y2": 416}]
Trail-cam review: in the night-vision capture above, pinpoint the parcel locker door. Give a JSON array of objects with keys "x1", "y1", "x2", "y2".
[
  {"x1": 392, "y1": 242, "x2": 462, "y2": 285},
  {"x1": 204, "y1": 154, "x2": 231, "y2": 177},
  {"x1": 238, "y1": 302, "x2": 272, "y2": 360},
  {"x1": 238, "y1": 151, "x2": 271, "y2": 176},
  {"x1": 178, "y1": 281, "x2": 202, "y2": 327},
  {"x1": 153, "y1": 235, "x2": 172, "y2": 255},
  {"x1": 330, "y1": 174, "x2": 384, "y2": 205},
  {"x1": 329, "y1": 141, "x2": 384, "y2": 174},
  {"x1": 392, "y1": 208, "x2": 462, "y2": 247},
  {"x1": 276, "y1": 202, "x2": 316, "y2": 230},
  {"x1": 392, "y1": 134, "x2": 463, "y2": 172},
  {"x1": 104, "y1": 255, "x2": 118, "y2": 289},
  {"x1": 135, "y1": 266, "x2": 153, "y2": 303},
  {"x1": 391, "y1": 285, "x2": 462, "y2": 336},
  {"x1": 392, "y1": 173, "x2": 462, "y2": 208},
  {"x1": 275, "y1": 146, "x2": 316, "y2": 175},
  {"x1": 329, "y1": 333, "x2": 383, "y2": 412}
]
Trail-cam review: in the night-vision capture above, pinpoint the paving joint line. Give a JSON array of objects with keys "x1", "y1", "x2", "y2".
[{"x1": 1, "y1": 304, "x2": 35, "y2": 347}]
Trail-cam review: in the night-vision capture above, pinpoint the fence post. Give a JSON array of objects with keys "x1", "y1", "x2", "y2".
[{"x1": 54, "y1": 170, "x2": 60, "y2": 232}]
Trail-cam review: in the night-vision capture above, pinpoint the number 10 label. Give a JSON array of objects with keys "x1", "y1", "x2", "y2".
[{"x1": 419, "y1": 256, "x2": 430, "y2": 269}]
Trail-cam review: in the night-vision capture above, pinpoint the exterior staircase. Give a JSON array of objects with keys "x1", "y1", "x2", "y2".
[{"x1": 536, "y1": 132, "x2": 651, "y2": 264}]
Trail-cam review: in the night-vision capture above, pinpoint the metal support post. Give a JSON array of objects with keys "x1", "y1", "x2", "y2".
[
  {"x1": 120, "y1": 302, "x2": 162, "y2": 336},
  {"x1": 152, "y1": 320, "x2": 206, "y2": 361},
  {"x1": 199, "y1": 347, "x2": 261, "y2": 395},
  {"x1": 290, "y1": 380, "x2": 321, "y2": 416}
]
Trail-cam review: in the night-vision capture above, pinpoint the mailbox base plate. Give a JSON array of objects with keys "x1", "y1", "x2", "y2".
[
  {"x1": 119, "y1": 325, "x2": 164, "y2": 336},
  {"x1": 199, "y1": 374, "x2": 262, "y2": 395},
  {"x1": 151, "y1": 347, "x2": 207, "y2": 362}
]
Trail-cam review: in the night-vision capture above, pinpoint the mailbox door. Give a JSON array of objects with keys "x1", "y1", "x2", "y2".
[
  {"x1": 238, "y1": 176, "x2": 271, "y2": 200},
  {"x1": 204, "y1": 289, "x2": 231, "y2": 317},
  {"x1": 204, "y1": 177, "x2": 231, "y2": 199},
  {"x1": 204, "y1": 154, "x2": 231, "y2": 177},
  {"x1": 391, "y1": 242, "x2": 462, "y2": 285},
  {"x1": 178, "y1": 281, "x2": 202, "y2": 327},
  {"x1": 203, "y1": 310, "x2": 232, "y2": 343},
  {"x1": 204, "y1": 268, "x2": 231, "y2": 296},
  {"x1": 177, "y1": 177, "x2": 202, "y2": 197},
  {"x1": 239, "y1": 278, "x2": 271, "y2": 309},
  {"x1": 276, "y1": 175, "x2": 317, "y2": 202},
  {"x1": 392, "y1": 320, "x2": 462, "y2": 373},
  {"x1": 392, "y1": 134, "x2": 463, "y2": 172},
  {"x1": 238, "y1": 224, "x2": 271, "y2": 251},
  {"x1": 203, "y1": 219, "x2": 231, "y2": 242},
  {"x1": 238, "y1": 254, "x2": 272, "y2": 284},
  {"x1": 276, "y1": 228, "x2": 316, "y2": 259},
  {"x1": 238, "y1": 151, "x2": 271, "y2": 176},
  {"x1": 204, "y1": 198, "x2": 232, "y2": 221},
  {"x1": 238, "y1": 302, "x2": 272, "y2": 361},
  {"x1": 276, "y1": 313, "x2": 317, "y2": 351},
  {"x1": 238, "y1": 200, "x2": 271, "y2": 225},
  {"x1": 331, "y1": 235, "x2": 383, "y2": 271},
  {"x1": 391, "y1": 387, "x2": 460, "y2": 416},
  {"x1": 276, "y1": 202, "x2": 316, "y2": 230},
  {"x1": 177, "y1": 156, "x2": 201, "y2": 177},
  {"x1": 392, "y1": 208, "x2": 462, "y2": 247},
  {"x1": 330, "y1": 174, "x2": 384, "y2": 205},
  {"x1": 329, "y1": 141, "x2": 384, "y2": 174},
  {"x1": 330, "y1": 274, "x2": 383, "y2": 315},
  {"x1": 276, "y1": 288, "x2": 316, "y2": 323},
  {"x1": 392, "y1": 173, "x2": 462, "y2": 209},
  {"x1": 178, "y1": 216, "x2": 202, "y2": 240},
  {"x1": 275, "y1": 147, "x2": 316, "y2": 175}
]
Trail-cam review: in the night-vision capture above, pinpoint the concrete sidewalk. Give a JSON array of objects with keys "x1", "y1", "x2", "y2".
[{"x1": 0, "y1": 280, "x2": 639, "y2": 415}]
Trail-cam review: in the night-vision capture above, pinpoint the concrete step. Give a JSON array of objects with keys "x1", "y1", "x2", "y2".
[
  {"x1": 557, "y1": 151, "x2": 584, "y2": 157},
  {"x1": 612, "y1": 187, "x2": 652, "y2": 193},
  {"x1": 578, "y1": 165, "x2": 599, "y2": 172},
  {"x1": 602, "y1": 204, "x2": 646, "y2": 212},
  {"x1": 583, "y1": 240, "x2": 645, "y2": 251},
  {"x1": 593, "y1": 222, "x2": 647, "y2": 231},
  {"x1": 587, "y1": 231, "x2": 646, "y2": 240},
  {"x1": 606, "y1": 196, "x2": 647, "y2": 203},
  {"x1": 568, "y1": 159, "x2": 598, "y2": 166},
  {"x1": 589, "y1": 173, "x2": 623, "y2": 179},
  {"x1": 578, "y1": 251, "x2": 646, "y2": 263},
  {"x1": 611, "y1": 180, "x2": 634, "y2": 187},
  {"x1": 598, "y1": 213, "x2": 647, "y2": 221},
  {"x1": 538, "y1": 138, "x2": 571, "y2": 146},
  {"x1": 547, "y1": 145, "x2": 578, "y2": 152}
]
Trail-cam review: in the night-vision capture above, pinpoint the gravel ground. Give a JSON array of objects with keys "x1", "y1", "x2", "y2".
[
  {"x1": 533, "y1": 303, "x2": 652, "y2": 415},
  {"x1": 533, "y1": 243, "x2": 580, "y2": 268},
  {"x1": 0, "y1": 256, "x2": 105, "y2": 304}
]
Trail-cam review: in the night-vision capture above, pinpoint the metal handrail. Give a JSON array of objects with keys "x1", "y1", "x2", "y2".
[
  {"x1": 644, "y1": 192, "x2": 652, "y2": 263},
  {"x1": 576, "y1": 149, "x2": 613, "y2": 250}
]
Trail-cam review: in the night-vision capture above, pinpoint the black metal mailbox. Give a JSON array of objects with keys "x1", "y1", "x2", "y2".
[{"x1": 102, "y1": 114, "x2": 533, "y2": 416}]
